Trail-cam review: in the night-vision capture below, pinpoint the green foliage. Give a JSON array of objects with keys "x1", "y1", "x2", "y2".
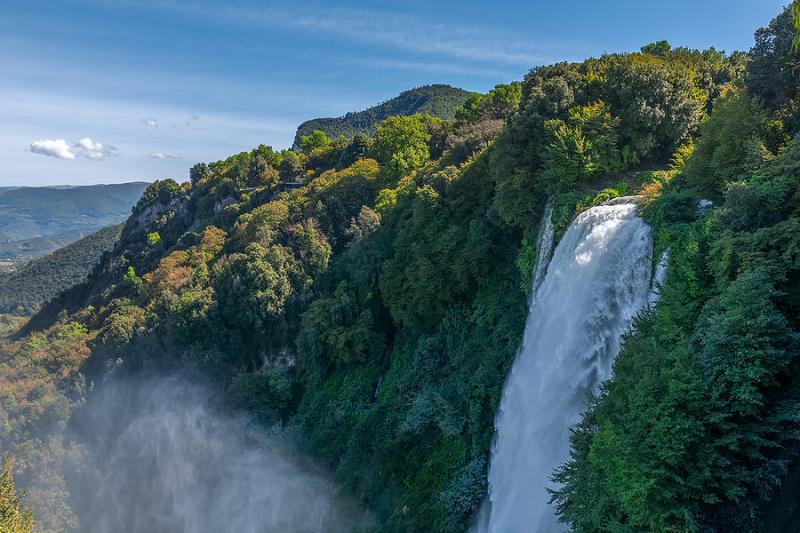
[
  {"x1": 97, "y1": 299, "x2": 144, "y2": 348},
  {"x1": 439, "y1": 119, "x2": 505, "y2": 167},
  {"x1": 0, "y1": 321, "x2": 90, "y2": 532},
  {"x1": 541, "y1": 119, "x2": 596, "y2": 190},
  {"x1": 0, "y1": 457, "x2": 34, "y2": 533},
  {"x1": 685, "y1": 87, "x2": 770, "y2": 196},
  {"x1": 246, "y1": 155, "x2": 281, "y2": 188},
  {"x1": 490, "y1": 46, "x2": 735, "y2": 229},
  {"x1": 0, "y1": 315, "x2": 25, "y2": 338},
  {"x1": 189, "y1": 162, "x2": 210, "y2": 185},
  {"x1": 553, "y1": 134, "x2": 800, "y2": 531},
  {"x1": 515, "y1": 237, "x2": 537, "y2": 293},
  {"x1": 297, "y1": 282, "x2": 384, "y2": 380},
  {"x1": 278, "y1": 150, "x2": 305, "y2": 181},
  {"x1": 229, "y1": 369, "x2": 292, "y2": 423},
  {"x1": 299, "y1": 130, "x2": 331, "y2": 155},
  {"x1": 456, "y1": 82, "x2": 522, "y2": 122},
  {"x1": 747, "y1": 5, "x2": 800, "y2": 132},
  {"x1": 588, "y1": 182, "x2": 629, "y2": 206},
  {"x1": 568, "y1": 101, "x2": 622, "y2": 174},
  {"x1": 212, "y1": 243, "x2": 298, "y2": 366},
  {"x1": 133, "y1": 179, "x2": 183, "y2": 215},
  {"x1": 373, "y1": 115, "x2": 433, "y2": 181},
  {"x1": 603, "y1": 53, "x2": 705, "y2": 162},
  {"x1": 145, "y1": 231, "x2": 161, "y2": 247},
  {"x1": 641, "y1": 40, "x2": 672, "y2": 56},
  {"x1": 121, "y1": 266, "x2": 142, "y2": 292},
  {"x1": 551, "y1": 26, "x2": 800, "y2": 524},
  {"x1": 670, "y1": 139, "x2": 695, "y2": 172},
  {"x1": 305, "y1": 158, "x2": 382, "y2": 249},
  {"x1": 0, "y1": 225, "x2": 122, "y2": 315},
  {"x1": 794, "y1": 1, "x2": 800, "y2": 50},
  {"x1": 7, "y1": 11, "x2": 800, "y2": 531},
  {"x1": 293, "y1": 85, "x2": 470, "y2": 146}
]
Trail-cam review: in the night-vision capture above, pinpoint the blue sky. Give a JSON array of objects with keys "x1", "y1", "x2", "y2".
[{"x1": 1, "y1": 0, "x2": 788, "y2": 186}]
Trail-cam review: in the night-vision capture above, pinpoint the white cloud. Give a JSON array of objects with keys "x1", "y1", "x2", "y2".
[
  {"x1": 143, "y1": 117, "x2": 158, "y2": 128},
  {"x1": 2, "y1": 87, "x2": 298, "y2": 185},
  {"x1": 29, "y1": 139, "x2": 76, "y2": 159},
  {"x1": 145, "y1": 151, "x2": 180, "y2": 159},
  {"x1": 27, "y1": 137, "x2": 118, "y2": 161},
  {"x1": 76, "y1": 137, "x2": 119, "y2": 160}
]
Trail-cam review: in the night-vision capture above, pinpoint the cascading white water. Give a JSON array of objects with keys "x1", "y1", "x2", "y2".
[
  {"x1": 532, "y1": 202, "x2": 555, "y2": 294},
  {"x1": 649, "y1": 249, "x2": 670, "y2": 306},
  {"x1": 484, "y1": 198, "x2": 653, "y2": 533}
]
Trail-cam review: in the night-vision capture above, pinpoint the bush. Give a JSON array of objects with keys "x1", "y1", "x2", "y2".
[{"x1": 229, "y1": 369, "x2": 292, "y2": 423}]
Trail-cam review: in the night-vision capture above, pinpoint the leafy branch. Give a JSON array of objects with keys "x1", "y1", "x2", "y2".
[{"x1": 794, "y1": 0, "x2": 800, "y2": 51}]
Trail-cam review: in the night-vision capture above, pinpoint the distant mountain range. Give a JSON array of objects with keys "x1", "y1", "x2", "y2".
[
  {"x1": 0, "y1": 224, "x2": 123, "y2": 315},
  {"x1": 0, "y1": 182, "x2": 147, "y2": 267},
  {"x1": 293, "y1": 84, "x2": 471, "y2": 147}
]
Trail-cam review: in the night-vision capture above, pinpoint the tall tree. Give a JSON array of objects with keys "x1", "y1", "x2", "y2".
[
  {"x1": 372, "y1": 114, "x2": 433, "y2": 180},
  {"x1": 0, "y1": 457, "x2": 34, "y2": 533}
]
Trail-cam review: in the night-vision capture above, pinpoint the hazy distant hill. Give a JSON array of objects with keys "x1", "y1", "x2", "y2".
[
  {"x1": 0, "y1": 182, "x2": 147, "y2": 266},
  {"x1": 293, "y1": 84, "x2": 470, "y2": 147},
  {"x1": 0, "y1": 224, "x2": 122, "y2": 314}
]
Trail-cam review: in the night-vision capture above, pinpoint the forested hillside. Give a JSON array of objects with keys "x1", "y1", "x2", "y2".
[
  {"x1": 553, "y1": 7, "x2": 800, "y2": 531},
  {"x1": 1, "y1": 5, "x2": 799, "y2": 533},
  {"x1": 292, "y1": 85, "x2": 470, "y2": 148},
  {"x1": 0, "y1": 225, "x2": 122, "y2": 315}
]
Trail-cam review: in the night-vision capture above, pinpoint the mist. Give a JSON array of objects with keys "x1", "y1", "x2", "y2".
[{"x1": 62, "y1": 373, "x2": 370, "y2": 533}]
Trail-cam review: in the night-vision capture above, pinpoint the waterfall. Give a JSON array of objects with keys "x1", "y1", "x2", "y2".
[
  {"x1": 649, "y1": 249, "x2": 670, "y2": 306},
  {"x1": 532, "y1": 202, "x2": 555, "y2": 295},
  {"x1": 484, "y1": 198, "x2": 653, "y2": 532}
]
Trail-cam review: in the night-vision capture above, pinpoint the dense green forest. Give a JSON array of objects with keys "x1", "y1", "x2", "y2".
[
  {"x1": 292, "y1": 85, "x2": 470, "y2": 148},
  {"x1": 1, "y1": 4, "x2": 799, "y2": 532},
  {"x1": 552, "y1": 8, "x2": 800, "y2": 531},
  {"x1": 0, "y1": 225, "x2": 122, "y2": 315}
]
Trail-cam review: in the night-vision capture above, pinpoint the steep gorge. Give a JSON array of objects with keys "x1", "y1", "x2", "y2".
[{"x1": 2, "y1": 5, "x2": 799, "y2": 531}]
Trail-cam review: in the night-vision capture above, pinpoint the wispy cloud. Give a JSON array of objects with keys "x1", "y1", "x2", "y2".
[
  {"x1": 170, "y1": 114, "x2": 200, "y2": 129},
  {"x1": 105, "y1": 1, "x2": 551, "y2": 67},
  {"x1": 145, "y1": 151, "x2": 180, "y2": 159},
  {"x1": 254, "y1": 7, "x2": 547, "y2": 66},
  {"x1": 29, "y1": 139, "x2": 75, "y2": 159},
  {"x1": 339, "y1": 57, "x2": 514, "y2": 79},
  {"x1": 142, "y1": 117, "x2": 158, "y2": 128}
]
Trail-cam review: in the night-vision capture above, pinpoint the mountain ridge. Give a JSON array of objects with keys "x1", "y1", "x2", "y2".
[{"x1": 292, "y1": 84, "x2": 471, "y2": 147}]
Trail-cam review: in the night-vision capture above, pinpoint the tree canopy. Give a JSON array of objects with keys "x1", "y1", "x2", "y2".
[{"x1": 3, "y1": 5, "x2": 800, "y2": 531}]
